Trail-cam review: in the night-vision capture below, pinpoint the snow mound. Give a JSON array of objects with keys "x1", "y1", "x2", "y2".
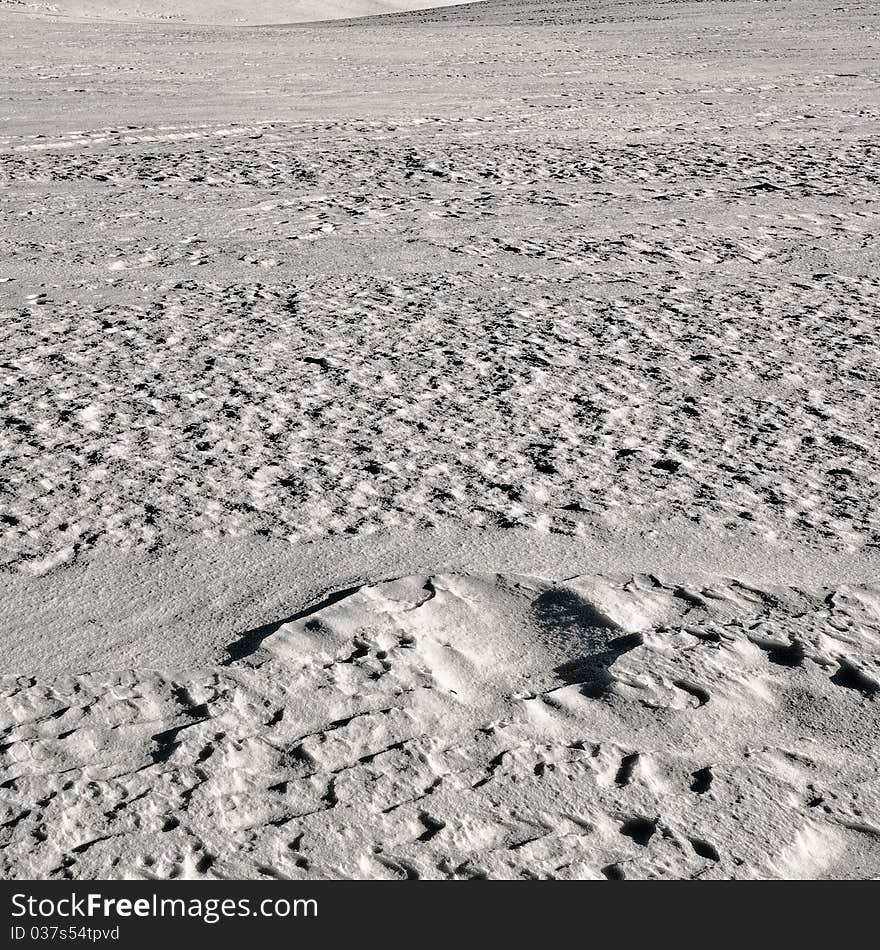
[{"x1": 3, "y1": 572, "x2": 879, "y2": 879}]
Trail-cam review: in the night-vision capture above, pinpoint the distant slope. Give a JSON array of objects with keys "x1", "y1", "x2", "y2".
[{"x1": 0, "y1": 0, "x2": 485, "y2": 25}]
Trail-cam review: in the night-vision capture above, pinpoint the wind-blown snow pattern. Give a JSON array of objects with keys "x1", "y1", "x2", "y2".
[
  {"x1": 3, "y1": 573, "x2": 880, "y2": 879},
  {"x1": 1, "y1": 0, "x2": 879, "y2": 879}
]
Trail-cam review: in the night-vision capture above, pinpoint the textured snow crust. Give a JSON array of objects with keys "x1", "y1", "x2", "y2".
[{"x1": 2, "y1": 0, "x2": 879, "y2": 879}]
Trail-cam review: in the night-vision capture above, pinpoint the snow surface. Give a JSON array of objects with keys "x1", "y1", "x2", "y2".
[
  {"x1": 3, "y1": 569, "x2": 880, "y2": 879},
  {"x1": 1, "y1": 0, "x2": 879, "y2": 879},
  {"x1": 0, "y1": 0, "x2": 484, "y2": 25}
]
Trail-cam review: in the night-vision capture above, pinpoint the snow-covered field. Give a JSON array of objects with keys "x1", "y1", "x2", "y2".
[
  {"x1": 0, "y1": 0, "x2": 482, "y2": 24},
  {"x1": 1, "y1": 0, "x2": 879, "y2": 879}
]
